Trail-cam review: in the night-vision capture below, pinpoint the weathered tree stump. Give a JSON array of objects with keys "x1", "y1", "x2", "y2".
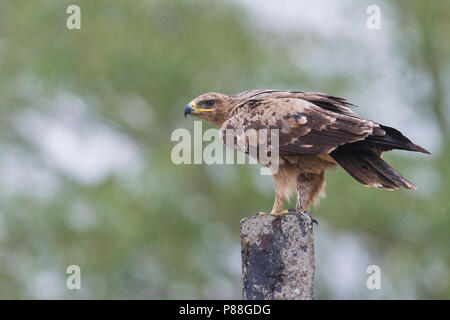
[{"x1": 240, "y1": 212, "x2": 315, "y2": 300}]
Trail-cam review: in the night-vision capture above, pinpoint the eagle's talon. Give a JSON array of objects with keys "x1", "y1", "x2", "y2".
[
  {"x1": 270, "y1": 209, "x2": 290, "y2": 215},
  {"x1": 258, "y1": 209, "x2": 290, "y2": 216},
  {"x1": 297, "y1": 210, "x2": 316, "y2": 228}
]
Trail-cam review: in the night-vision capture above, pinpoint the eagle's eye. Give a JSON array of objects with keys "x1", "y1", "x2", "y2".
[{"x1": 205, "y1": 99, "x2": 215, "y2": 107}]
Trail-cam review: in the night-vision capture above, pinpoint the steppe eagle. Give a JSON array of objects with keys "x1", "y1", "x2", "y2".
[{"x1": 184, "y1": 90, "x2": 429, "y2": 217}]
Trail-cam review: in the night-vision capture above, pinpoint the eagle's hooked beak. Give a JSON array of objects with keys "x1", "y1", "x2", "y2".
[
  {"x1": 184, "y1": 100, "x2": 214, "y2": 117},
  {"x1": 184, "y1": 101, "x2": 196, "y2": 118}
]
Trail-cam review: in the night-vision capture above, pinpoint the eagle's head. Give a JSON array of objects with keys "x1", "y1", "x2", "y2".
[{"x1": 184, "y1": 92, "x2": 232, "y2": 126}]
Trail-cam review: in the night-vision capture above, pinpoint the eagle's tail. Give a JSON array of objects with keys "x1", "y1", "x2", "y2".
[{"x1": 330, "y1": 149, "x2": 416, "y2": 190}]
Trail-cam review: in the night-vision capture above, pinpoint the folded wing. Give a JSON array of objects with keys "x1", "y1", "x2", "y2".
[{"x1": 220, "y1": 95, "x2": 381, "y2": 155}]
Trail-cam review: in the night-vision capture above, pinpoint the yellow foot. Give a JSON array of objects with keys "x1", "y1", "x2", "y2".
[
  {"x1": 257, "y1": 209, "x2": 291, "y2": 216},
  {"x1": 256, "y1": 210, "x2": 318, "y2": 225}
]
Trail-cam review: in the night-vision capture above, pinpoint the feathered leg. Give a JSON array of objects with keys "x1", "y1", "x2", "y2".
[
  {"x1": 259, "y1": 165, "x2": 296, "y2": 215},
  {"x1": 258, "y1": 192, "x2": 289, "y2": 216},
  {"x1": 296, "y1": 172, "x2": 326, "y2": 215},
  {"x1": 271, "y1": 193, "x2": 286, "y2": 213}
]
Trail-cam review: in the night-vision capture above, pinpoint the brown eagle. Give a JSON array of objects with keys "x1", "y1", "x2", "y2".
[{"x1": 184, "y1": 90, "x2": 430, "y2": 216}]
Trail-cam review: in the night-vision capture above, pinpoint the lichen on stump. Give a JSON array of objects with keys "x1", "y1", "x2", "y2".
[{"x1": 240, "y1": 212, "x2": 315, "y2": 300}]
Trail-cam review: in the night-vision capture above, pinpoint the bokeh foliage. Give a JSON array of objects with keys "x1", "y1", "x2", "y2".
[{"x1": 0, "y1": 0, "x2": 448, "y2": 299}]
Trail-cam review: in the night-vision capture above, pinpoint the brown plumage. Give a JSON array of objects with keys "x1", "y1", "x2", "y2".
[{"x1": 184, "y1": 90, "x2": 430, "y2": 215}]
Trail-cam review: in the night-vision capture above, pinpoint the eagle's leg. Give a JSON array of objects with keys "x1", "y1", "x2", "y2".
[
  {"x1": 270, "y1": 194, "x2": 289, "y2": 215},
  {"x1": 257, "y1": 194, "x2": 289, "y2": 216},
  {"x1": 296, "y1": 172, "x2": 326, "y2": 221},
  {"x1": 258, "y1": 166, "x2": 296, "y2": 216}
]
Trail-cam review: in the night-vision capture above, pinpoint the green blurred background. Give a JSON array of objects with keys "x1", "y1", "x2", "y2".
[{"x1": 0, "y1": 0, "x2": 448, "y2": 299}]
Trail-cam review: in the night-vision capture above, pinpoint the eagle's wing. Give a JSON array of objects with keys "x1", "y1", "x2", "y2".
[
  {"x1": 232, "y1": 90, "x2": 358, "y2": 116},
  {"x1": 220, "y1": 95, "x2": 384, "y2": 155}
]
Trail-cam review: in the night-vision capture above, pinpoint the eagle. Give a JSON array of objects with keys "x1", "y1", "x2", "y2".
[{"x1": 184, "y1": 90, "x2": 430, "y2": 217}]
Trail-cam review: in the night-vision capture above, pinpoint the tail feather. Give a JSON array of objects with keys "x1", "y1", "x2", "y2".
[
  {"x1": 347, "y1": 125, "x2": 431, "y2": 155},
  {"x1": 369, "y1": 125, "x2": 430, "y2": 154},
  {"x1": 330, "y1": 149, "x2": 416, "y2": 190}
]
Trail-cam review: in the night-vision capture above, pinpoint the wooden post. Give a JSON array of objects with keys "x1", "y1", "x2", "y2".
[{"x1": 240, "y1": 212, "x2": 315, "y2": 300}]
